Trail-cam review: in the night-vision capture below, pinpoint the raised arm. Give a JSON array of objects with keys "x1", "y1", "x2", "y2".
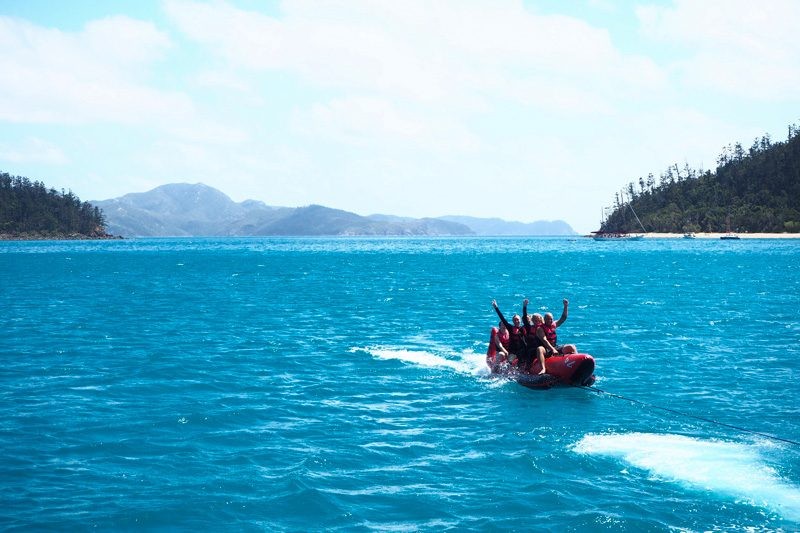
[
  {"x1": 555, "y1": 299, "x2": 569, "y2": 327},
  {"x1": 522, "y1": 299, "x2": 531, "y2": 327},
  {"x1": 492, "y1": 300, "x2": 512, "y2": 330}
]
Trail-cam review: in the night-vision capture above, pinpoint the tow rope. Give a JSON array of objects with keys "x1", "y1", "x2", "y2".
[{"x1": 580, "y1": 384, "x2": 800, "y2": 448}]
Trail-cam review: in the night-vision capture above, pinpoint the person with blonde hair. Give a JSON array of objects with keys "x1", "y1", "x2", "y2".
[{"x1": 521, "y1": 301, "x2": 548, "y2": 375}]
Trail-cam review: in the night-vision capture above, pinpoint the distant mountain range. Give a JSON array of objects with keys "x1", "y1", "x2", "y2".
[{"x1": 92, "y1": 183, "x2": 576, "y2": 237}]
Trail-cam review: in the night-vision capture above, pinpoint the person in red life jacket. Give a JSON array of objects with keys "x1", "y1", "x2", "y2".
[
  {"x1": 486, "y1": 321, "x2": 512, "y2": 372},
  {"x1": 529, "y1": 313, "x2": 556, "y2": 364},
  {"x1": 521, "y1": 299, "x2": 548, "y2": 375},
  {"x1": 491, "y1": 300, "x2": 525, "y2": 369},
  {"x1": 540, "y1": 299, "x2": 577, "y2": 357}
]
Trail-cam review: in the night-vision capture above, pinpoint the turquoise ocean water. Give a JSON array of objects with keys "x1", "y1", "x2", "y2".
[{"x1": 2, "y1": 237, "x2": 799, "y2": 531}]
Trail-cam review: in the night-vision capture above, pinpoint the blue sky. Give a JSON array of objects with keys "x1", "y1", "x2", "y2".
[{"x1": 1, "y1": 0, "x2": 798, "y2": 233}]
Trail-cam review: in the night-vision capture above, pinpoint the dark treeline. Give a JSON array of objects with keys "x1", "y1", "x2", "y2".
[
  {"x1": 0, "y1": 171, "x2": 109, "y2": 238},
  {"x1": 600, "y1": 122, "x2": 800, "y2": 233}
]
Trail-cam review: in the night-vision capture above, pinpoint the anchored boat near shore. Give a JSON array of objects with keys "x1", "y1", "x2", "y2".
[
  {"x1": 591, "y1": 232, "x2": 644, "y2": 241},
  {"x1": 593, "y1": 202, "x2": 647, "y2": 241}
]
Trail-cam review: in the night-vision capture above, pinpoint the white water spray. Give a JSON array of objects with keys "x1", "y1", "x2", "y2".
[
  {"x1": 352, "y1": 346, "x2": 490, "y2": 377},
  {"x1": 573, "y1": 432, "x2": 800, "y2": 522}
]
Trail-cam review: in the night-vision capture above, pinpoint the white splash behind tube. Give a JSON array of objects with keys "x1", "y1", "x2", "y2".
[
  {"x1": 353, "y1": 346, "x2": 490, "y2": 376},
  {"x1": 573, "y1": 432, "x2": 800, "y2": 522}
]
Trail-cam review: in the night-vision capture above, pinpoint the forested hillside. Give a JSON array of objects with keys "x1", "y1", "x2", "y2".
[
  {"x1": 0, "y1": 172, "x2": 110, "y2": 238},
  {"x1": 600, "y1": 124, "x2": 800, "y2": 233}
]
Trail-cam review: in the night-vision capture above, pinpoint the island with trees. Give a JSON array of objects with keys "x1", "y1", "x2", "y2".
[
  {"x1": 0, "y1": 172, "x2": 115, "y2": 240},
  {"x1": 598, "y1": 123, "x2": 800, "y2": 234}
]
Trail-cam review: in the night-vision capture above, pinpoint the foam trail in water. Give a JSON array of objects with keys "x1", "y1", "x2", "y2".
[
  {"x1": 573, "y1": 432, "x2": 800, "y2": 522},
  {"x1": 353, "y1": 346, "x2": 489, "y2": 376}
]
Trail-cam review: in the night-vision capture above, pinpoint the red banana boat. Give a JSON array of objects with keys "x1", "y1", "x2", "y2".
[{"x1": 490, "y1": 353, "x2": 596, "y2": 389}]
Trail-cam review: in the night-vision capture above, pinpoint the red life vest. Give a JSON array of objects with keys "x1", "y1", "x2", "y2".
[
  {"x1": 507, "y1": 326, "x2": 525, "y2": 355},
  {"x1": 525, "y1": 324, "x2": 539, "y2": 346},
  {"x1": 541, "y1": 322, "x2": 557, "y2": 346},
  {"x1": 496, "y1": 328, "x2": 510, "y2": 348}
]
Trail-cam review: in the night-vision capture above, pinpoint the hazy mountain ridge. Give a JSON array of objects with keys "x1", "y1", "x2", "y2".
[
  {"x1": 92, "y1": 183, "x2": 576, "y2": 237},
  {"x1": 438, "y1": 215, "x2": 576, "y2": 236}
]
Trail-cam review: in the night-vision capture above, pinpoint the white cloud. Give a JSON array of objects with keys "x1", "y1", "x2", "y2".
[
  {"x1": 193, "y1": 70, "x2": 259, "y2": 97},
  {"x1": 292, "y1": 96, "x2": 480, "y2": 151},
  {"x1": 165, "y1": 118, "x2": 251, "y2": 145},
  {"x1": 0, "y1": 15, "x2": 193, "y2": 125},
  {"x1": 0, "y1": 137, "x2": 69, "y2": 165},
  {"x1": 164, "y1": 0, "x2": 665, "y2": 107},
  {"x1": 156, "y1": 0, "x2": 683, "y2": 228},
  {"x1": 637, "y1": 0, "x2": 800, "y2": 100},
  {"x1": 83, "y1": 15, "x2": 173, "y2": 68}
]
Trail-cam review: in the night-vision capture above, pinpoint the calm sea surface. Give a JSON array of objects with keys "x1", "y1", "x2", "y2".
[{"x1": 2, "y1": 237, "x2": 799, "y2": 531}]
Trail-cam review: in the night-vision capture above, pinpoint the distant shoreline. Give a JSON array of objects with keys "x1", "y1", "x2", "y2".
[
  {"x1": 0, "y1": 232, "x2": 122, "y2": 241},
  {"x1": 2, "y1": 231, "x2": 798, "y2": 240},
  {"x1": 586, "y1": 232, "x2": 800, "y2": 239}
]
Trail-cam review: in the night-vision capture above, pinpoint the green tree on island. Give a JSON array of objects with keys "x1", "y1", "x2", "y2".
[
  {"x1": 0, "y1": 172, "x2": 110, "y2": 239},
  {"x1": 599, "y1": 122, "x2": 800, "y2": 234}
]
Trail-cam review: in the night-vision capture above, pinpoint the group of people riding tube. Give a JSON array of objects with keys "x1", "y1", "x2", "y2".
[{"x1": 487, "y1": 298, "x2": 577, "y2": 375}]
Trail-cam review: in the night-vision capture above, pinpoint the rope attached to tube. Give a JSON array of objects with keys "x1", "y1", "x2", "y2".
[{"x1": 580, "y1": 384, "x2": 800, "y2": 448}]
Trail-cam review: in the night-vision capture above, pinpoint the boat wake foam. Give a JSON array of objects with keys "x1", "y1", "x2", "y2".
[
  {"x1": 573, "y1": 432, "x2": 800, "y2": 522},
  {"x1": 353, "y1": 346, "x2": 490, "y2": 377}
]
